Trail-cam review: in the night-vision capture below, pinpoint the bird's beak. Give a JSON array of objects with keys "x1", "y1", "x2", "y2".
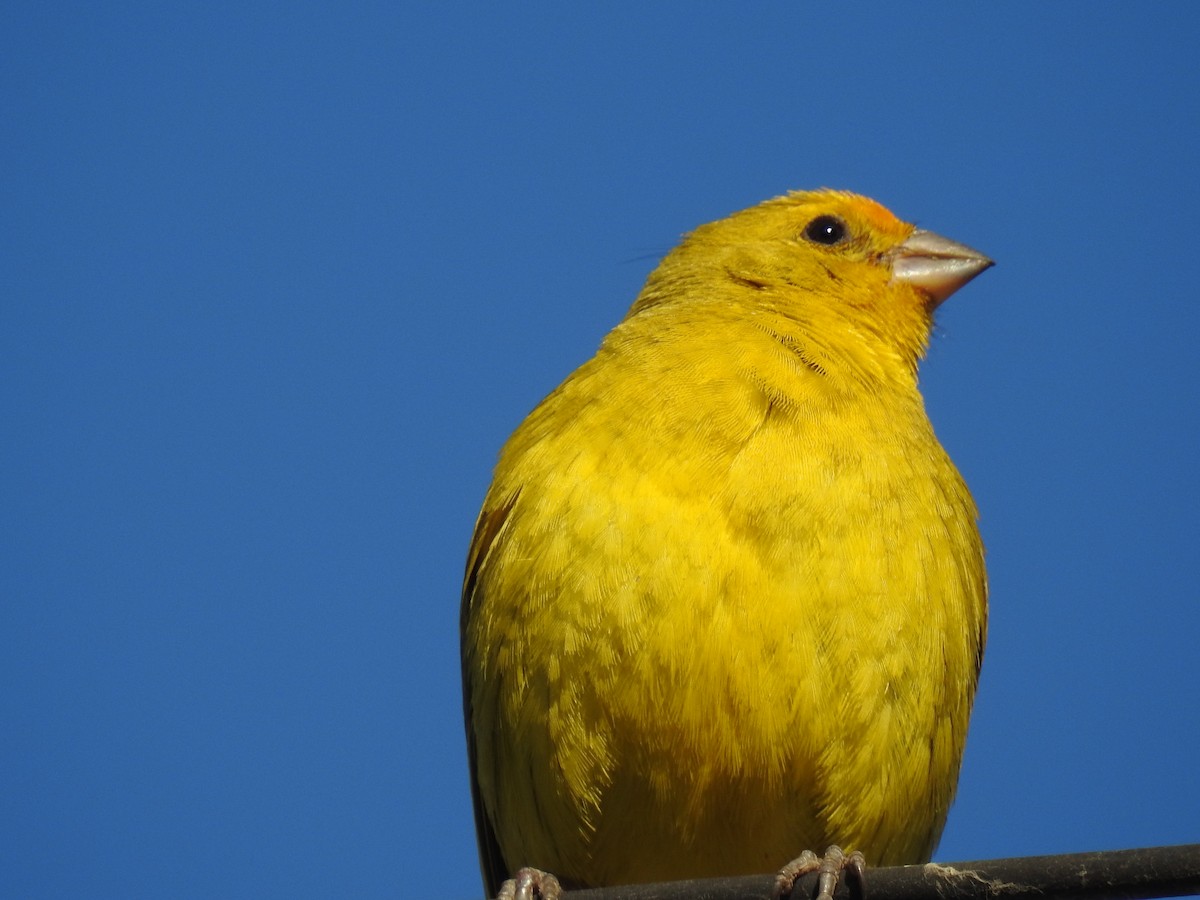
[{"x1": 888, "y1": 228, "x2": 993, "y2": 307}]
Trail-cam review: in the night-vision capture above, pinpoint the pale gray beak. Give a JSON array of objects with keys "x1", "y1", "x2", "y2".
[{"x1": 889, "y1": 228, "x2": 993, "y2": 307}]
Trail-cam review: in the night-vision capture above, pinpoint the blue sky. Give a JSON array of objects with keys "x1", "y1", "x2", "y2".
[{"x1": 3, "y1": 4, "x2": 1198, "y2": 898}]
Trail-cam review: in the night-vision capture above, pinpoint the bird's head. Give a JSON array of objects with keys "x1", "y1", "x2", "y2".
[{"x1": 629, "y1": 189, "x2": 992, "y2": 385}]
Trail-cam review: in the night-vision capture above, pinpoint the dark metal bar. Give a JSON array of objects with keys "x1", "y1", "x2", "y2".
[{"x1": 557, "y1": 844, "x2": 1200, "y2": 900}]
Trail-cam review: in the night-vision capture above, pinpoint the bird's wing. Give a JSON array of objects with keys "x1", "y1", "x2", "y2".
[{"x1": 460, "y1": 493, "x2": 521, "y2": 898}]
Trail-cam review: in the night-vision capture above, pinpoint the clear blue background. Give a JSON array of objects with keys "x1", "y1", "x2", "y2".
[{"x1": 4, "y1": 4, "x2": 1198, "y2": 897}]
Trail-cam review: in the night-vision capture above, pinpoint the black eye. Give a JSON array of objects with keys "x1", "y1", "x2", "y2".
[{"x1": 803, "y1": 215, "x2": 848, "y2": 245}]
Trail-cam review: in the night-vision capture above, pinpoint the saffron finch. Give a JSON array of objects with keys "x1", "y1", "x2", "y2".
[{"x1": 461, "y1": 189, "x2": 991, "y2": 899}]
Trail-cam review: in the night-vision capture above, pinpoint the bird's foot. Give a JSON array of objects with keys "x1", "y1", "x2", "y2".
[
  {"x1": 497, "y1": 867, "x2": 563, "y2": 900},
  {"x1": 773, "y1": 846, "x2": 866, "y2": 900}
]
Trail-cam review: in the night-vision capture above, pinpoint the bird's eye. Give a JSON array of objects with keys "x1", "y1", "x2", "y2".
[{"x1": 803, "y1": 215, "x2": 848, "y2": 246}]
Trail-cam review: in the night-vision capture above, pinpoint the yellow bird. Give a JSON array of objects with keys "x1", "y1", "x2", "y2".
[{"x1": 461, "y1": 189, "x2": 991, "y2": 900}]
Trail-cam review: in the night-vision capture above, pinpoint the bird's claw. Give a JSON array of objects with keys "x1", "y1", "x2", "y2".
[
  {"x1": 497, "y1": 867, "x2": 563, "y2": 900},
  {"x1": 773, "y1": 846, "x2": 866, "y2": 900}
]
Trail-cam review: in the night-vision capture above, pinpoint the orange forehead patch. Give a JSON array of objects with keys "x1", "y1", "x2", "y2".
[{"x1": 847, "y1": 195, "x2": 903, "y2": 232}]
